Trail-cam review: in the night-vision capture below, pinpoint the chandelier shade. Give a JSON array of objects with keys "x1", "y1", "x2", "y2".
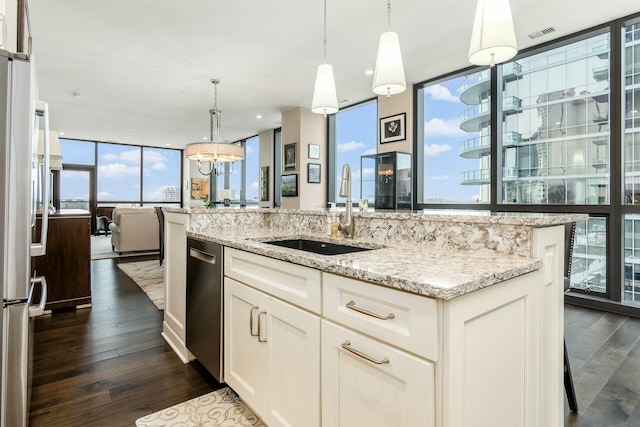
[
  {"x1": 312, "y1": 63, "x2": 338, "y2": 115},
  {"x1": 186, "y1": 79, "x2": 243, "y2": 176},
  {"x1": 185, "y1": 142, "x2": 243, "y2": 163},
  {"x1": 468, "y1": 0, "x2": 518, "y2": 66}
]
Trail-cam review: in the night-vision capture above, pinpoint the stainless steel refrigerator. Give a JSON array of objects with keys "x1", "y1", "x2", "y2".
[{"x1": 1, "y1": 49, "x2": 50, "y2": 427}]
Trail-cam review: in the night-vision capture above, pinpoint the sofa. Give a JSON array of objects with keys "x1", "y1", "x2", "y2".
[{"x1": 109, "y1": 207, "x2": 159, "y2": 253}]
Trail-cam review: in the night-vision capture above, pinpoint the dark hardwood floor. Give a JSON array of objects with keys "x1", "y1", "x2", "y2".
[
  {"x1": 565, "y1": 304, "x2": 640, "y2": 426},
  {"x1": 28, "y1": 257, "x2": 222, "y2": 427},
  {"x1": 28, "y1": 257, "x2": 640, "y2": 426}
]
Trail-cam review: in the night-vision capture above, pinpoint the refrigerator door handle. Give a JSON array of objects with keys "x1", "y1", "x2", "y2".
[
  {"x1": 28, "y1": 275, "x2": 48, "y2": 317},
  {"x1": 31, "y1": 100, "x2": 50, "y2": 257}
]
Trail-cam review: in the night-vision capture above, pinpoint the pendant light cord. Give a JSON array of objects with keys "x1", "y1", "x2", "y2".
[
  {"x1": 210, "y1": 79, "x2": 221, "y2": 143},
  {"x1": 387, "y1": 0, "x2": 391, "y2": 32},
  {"x1": 323, "y1": 0, "x2": 327, "y2": 63}
]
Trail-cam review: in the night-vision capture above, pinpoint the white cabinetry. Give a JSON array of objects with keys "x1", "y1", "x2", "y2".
[
  {"x1": 224, "y1": 253, "x2": 321, "y2": 427},
  {"x1": 161, "y1": 211, "x2": 193, "y2": 362},
  {"x1": 222, "y1": 245, "x2": 553, "y2": 427},
  {"x1": 321, "y1": 320, "x2": 434, "y2": 427}
]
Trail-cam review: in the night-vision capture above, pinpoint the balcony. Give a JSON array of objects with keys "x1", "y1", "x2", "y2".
[
  {"x1": 459, "y1": 132, "x2": 522, "y2": 159},
  {"x1": 460, "y1": 168, "x2": 519, "y2": 185},
  {"x1": 593, "y1": 66, "x2": 609, "y2": 82},
  {"x1": 460, "y1": 135, "x2": 490, "y2": 158},
  {"x1": 459, "y1": 62, "x2": 522, "y2": 106},
  {"x1": 503, "y1": 131, "x2": 522, "y2": 147},
  {"x1": 460, "y1": 169, "x2": 490, "y2": 185},
  {"x1": 460, "y1": 70, "x2": 490, "y2": 105},
  {"x1": 459, "y1": 96, "x2": 521, "y2": 132}
]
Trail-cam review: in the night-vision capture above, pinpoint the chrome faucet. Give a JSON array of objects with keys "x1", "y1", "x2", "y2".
[{"x1": 338, "y1": 163, "x2": 355, "y2": 238}]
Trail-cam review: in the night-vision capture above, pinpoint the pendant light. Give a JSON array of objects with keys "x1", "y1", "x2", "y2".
[
  {"x1": 468, "y1": 0, "x2": 518, "y2": 66},
  {"x1": 186, "y1": 79, "x2": 244, "y2": 176},
  {"x1": 311, "y1": 0, "x2": 338, "y2": 116},
  {"x1": 372, "y1": 0, "x2": 406, "y2": 98}
]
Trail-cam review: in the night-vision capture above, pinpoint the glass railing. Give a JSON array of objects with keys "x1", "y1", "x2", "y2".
[
  {"x1": 502, "y1": 61, "x2": 522, "y2": 79},
  {"x1": 503, "y1": 131, "x2": 522, "y2": 146},
  {"x1": 460, "y1": 102, "x2": 491, "y2": 121},
  {"x1": 460, "y1": 169, "x2": 490, "y2": 183},
  {"x1": 460, "y1": 168, "x2": 520, "y2": 184},
  {"x1": 503, "y1": 96, "x2": 522, "y2": 112},
  {"x1": 459, "y1": 135, "x2": 490, "y2": 154},
  {"x1": 460, "y1": 70, "x2": 490, "y2": 94}
]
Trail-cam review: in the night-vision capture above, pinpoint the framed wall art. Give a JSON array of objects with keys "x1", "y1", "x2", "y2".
[
  {"x1": 190, "y1": 178, "x2": 209, "y2": 200},
  {"x1": 281, "y1": 174, "x2": 298, "y2": 197},
  {"x1": 380, "y1": 112, "x2": 406, "y2": 144},
  {"x1": 260, "y1": 166, "x2": 269, "y2": 201},
  {"x1": 308, "y1": 144, "x2": 320, "y2": 159},
  {"x1": 284, "y1": 143, "x2": 297, "y2": 170},
  {"x1": 307, "y1": 163, "x2": 321, "y2": 184}
]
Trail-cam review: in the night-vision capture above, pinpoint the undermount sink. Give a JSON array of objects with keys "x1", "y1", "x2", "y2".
[{"x1": 263, "y1": 238, "x2": 375, "y2": 256}]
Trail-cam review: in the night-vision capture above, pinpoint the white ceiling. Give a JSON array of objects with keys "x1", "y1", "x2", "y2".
[{"x1": 28, "y1": 0, "x2": 639, "y2": 149}]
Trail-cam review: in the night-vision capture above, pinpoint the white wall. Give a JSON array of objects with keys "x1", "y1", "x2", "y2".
[{"x1": 377, "y1": 84, "x2": 414, "y2": 155}]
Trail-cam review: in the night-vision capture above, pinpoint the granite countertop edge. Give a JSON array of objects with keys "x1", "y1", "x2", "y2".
[
  {"x1": 187, "y1": 230, "x2": 543, "y2": 301},
  {"x1": 168, "y1": 207, "x2": 586, "y2": 227}
]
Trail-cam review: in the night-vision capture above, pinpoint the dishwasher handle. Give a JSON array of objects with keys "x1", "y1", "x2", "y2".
[{"x1": 189, "y1": 247, "x2": 217, "y2": 265}]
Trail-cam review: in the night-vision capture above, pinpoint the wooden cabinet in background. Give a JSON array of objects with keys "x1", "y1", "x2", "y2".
[{"x1": 32, "y1": 210, "x2": 92, "y2": 310}]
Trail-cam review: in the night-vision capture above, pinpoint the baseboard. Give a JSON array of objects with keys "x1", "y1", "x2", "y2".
[{"x1": 162, "y1": 321, "x2": 194, "y2": 364}]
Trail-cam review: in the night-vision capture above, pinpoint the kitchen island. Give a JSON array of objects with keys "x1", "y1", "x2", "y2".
[{"x1": 162, "y1": 208, "x2": 585, "y2": 427}]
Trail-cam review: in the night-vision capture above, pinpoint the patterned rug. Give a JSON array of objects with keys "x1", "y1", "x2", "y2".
[
  {"x1": 135, "y1": 387, "x2": 265, "y2": 426},
  {"x1": 117, "y1": 260, "x2": 165, "y2": 310}
]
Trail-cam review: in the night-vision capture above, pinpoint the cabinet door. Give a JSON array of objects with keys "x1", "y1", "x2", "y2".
[
  {"x1": 322, "y1": 320, "x2": 435, "y2": 427},
  {"x1": 224, "y1": 277, "x2": 265, "y2": 414},
  {"x1": 262, "y1": 294, "x2": 321, "y2": 427}
]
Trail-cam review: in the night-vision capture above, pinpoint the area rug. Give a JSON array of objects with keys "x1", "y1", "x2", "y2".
[
  {"x1": 135, "y1": 387, "x2": 265, "y2": 426},
  {"x1": 117, "y1": 260, "x2": 165, "y2": 310}
]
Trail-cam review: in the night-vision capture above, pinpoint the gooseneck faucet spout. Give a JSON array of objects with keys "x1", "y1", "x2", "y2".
[{"x1": 338, "y1": 163, "x2": 354, "y2": 238}]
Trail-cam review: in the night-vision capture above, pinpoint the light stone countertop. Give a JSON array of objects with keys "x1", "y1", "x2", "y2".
[{"x1": 187, "y1": 228, "x2": 542, "y2": 300}]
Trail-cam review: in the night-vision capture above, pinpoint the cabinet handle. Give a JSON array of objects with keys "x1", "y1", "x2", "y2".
[
  {"x1": 258, "y1": 311, "x2": 267, "y2": 343},
  {"x1": 346, "y1": 300, "x2": 395, "y2": 320},
  {"x1": 341, "y1": 340, "x2": 389, "y2": 365},
  {"x1": 249, "y1": 306, "x2": 259, "y2": 337}
]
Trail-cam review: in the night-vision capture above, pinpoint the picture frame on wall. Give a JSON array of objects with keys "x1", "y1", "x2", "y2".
[
  {"x1": 190, "y1": 177, "x2": 209, "y2": 200},
  {"x1": 281, "y1": 174, "x2": 298, "y2": 197},
  {"x1": 284, "y1": 143, "x2": 297, "y2": 170},
  {"x1": 380, "y1": 112, "x2": 406, "y2": 144},
  {"x1": 260, "y1": 166, "x2": 269, "y2": 201},
  {"x1": 308, "y1": 144, "x2": 320, "y2": 159},
  {"x1": 307, "y1": 163, "x2": 321, "y2": 184}
]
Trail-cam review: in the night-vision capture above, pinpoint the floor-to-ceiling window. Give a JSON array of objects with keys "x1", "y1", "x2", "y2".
[
  {"x1": 59, "y1": 138, "x2": 183, "y2": 208},
  {"x1": 245, "y1": 136, "x2": 260, "y2": 206},
  {"x1": 416, "y1": 69, "x2": 492, "y2": 205},
  {"x1": 623, "y1": 21, "x2": 640, "y2": 306},
  {"x1": 415, "y1": 14, "x2": 640, "y2": 315},
  {"x1": 498, "y1": 33, "x2": 611, "y2": 295},
  {"x1": 330, "y1": 100, "x2": 377, "y2": 205}
]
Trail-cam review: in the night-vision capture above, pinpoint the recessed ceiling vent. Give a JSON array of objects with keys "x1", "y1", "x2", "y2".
[
  {"x1": 338, "y1": 98, "x2": 352, "y2": 105},
  {"x1": 528, "y1": 27, "x2": 556, "y2": 40}
]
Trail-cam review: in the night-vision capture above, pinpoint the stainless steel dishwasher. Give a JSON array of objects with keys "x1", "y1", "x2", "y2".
[{"x1": 186, "y1": 237, "x2": 224, "y2": 382}]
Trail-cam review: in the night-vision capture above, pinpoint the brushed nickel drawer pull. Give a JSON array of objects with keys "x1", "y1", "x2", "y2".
[
  {"x1": 258, "y1": 311, "x2": 268, "y2": 343},
  {"x1": 341, "y1": 340, "x2": 389, "y2": 365},
  {"x1": 346, "y1": 300, "x2": 395, "y2": 320},
  {"x1": 250, "y1": 306, "x2": 259, "y2": 337}
]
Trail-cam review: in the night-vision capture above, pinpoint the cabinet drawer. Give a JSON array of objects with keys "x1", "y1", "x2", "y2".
[
  {"x1": 224, "y1": 248, "x2": 322, "y2": 314},
  {"x1": 322, "y1": 320, "x2": 435, "y2": 427},
  {"x1": 323, "y1": 273, "x2": 439, "y2": 361}
]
